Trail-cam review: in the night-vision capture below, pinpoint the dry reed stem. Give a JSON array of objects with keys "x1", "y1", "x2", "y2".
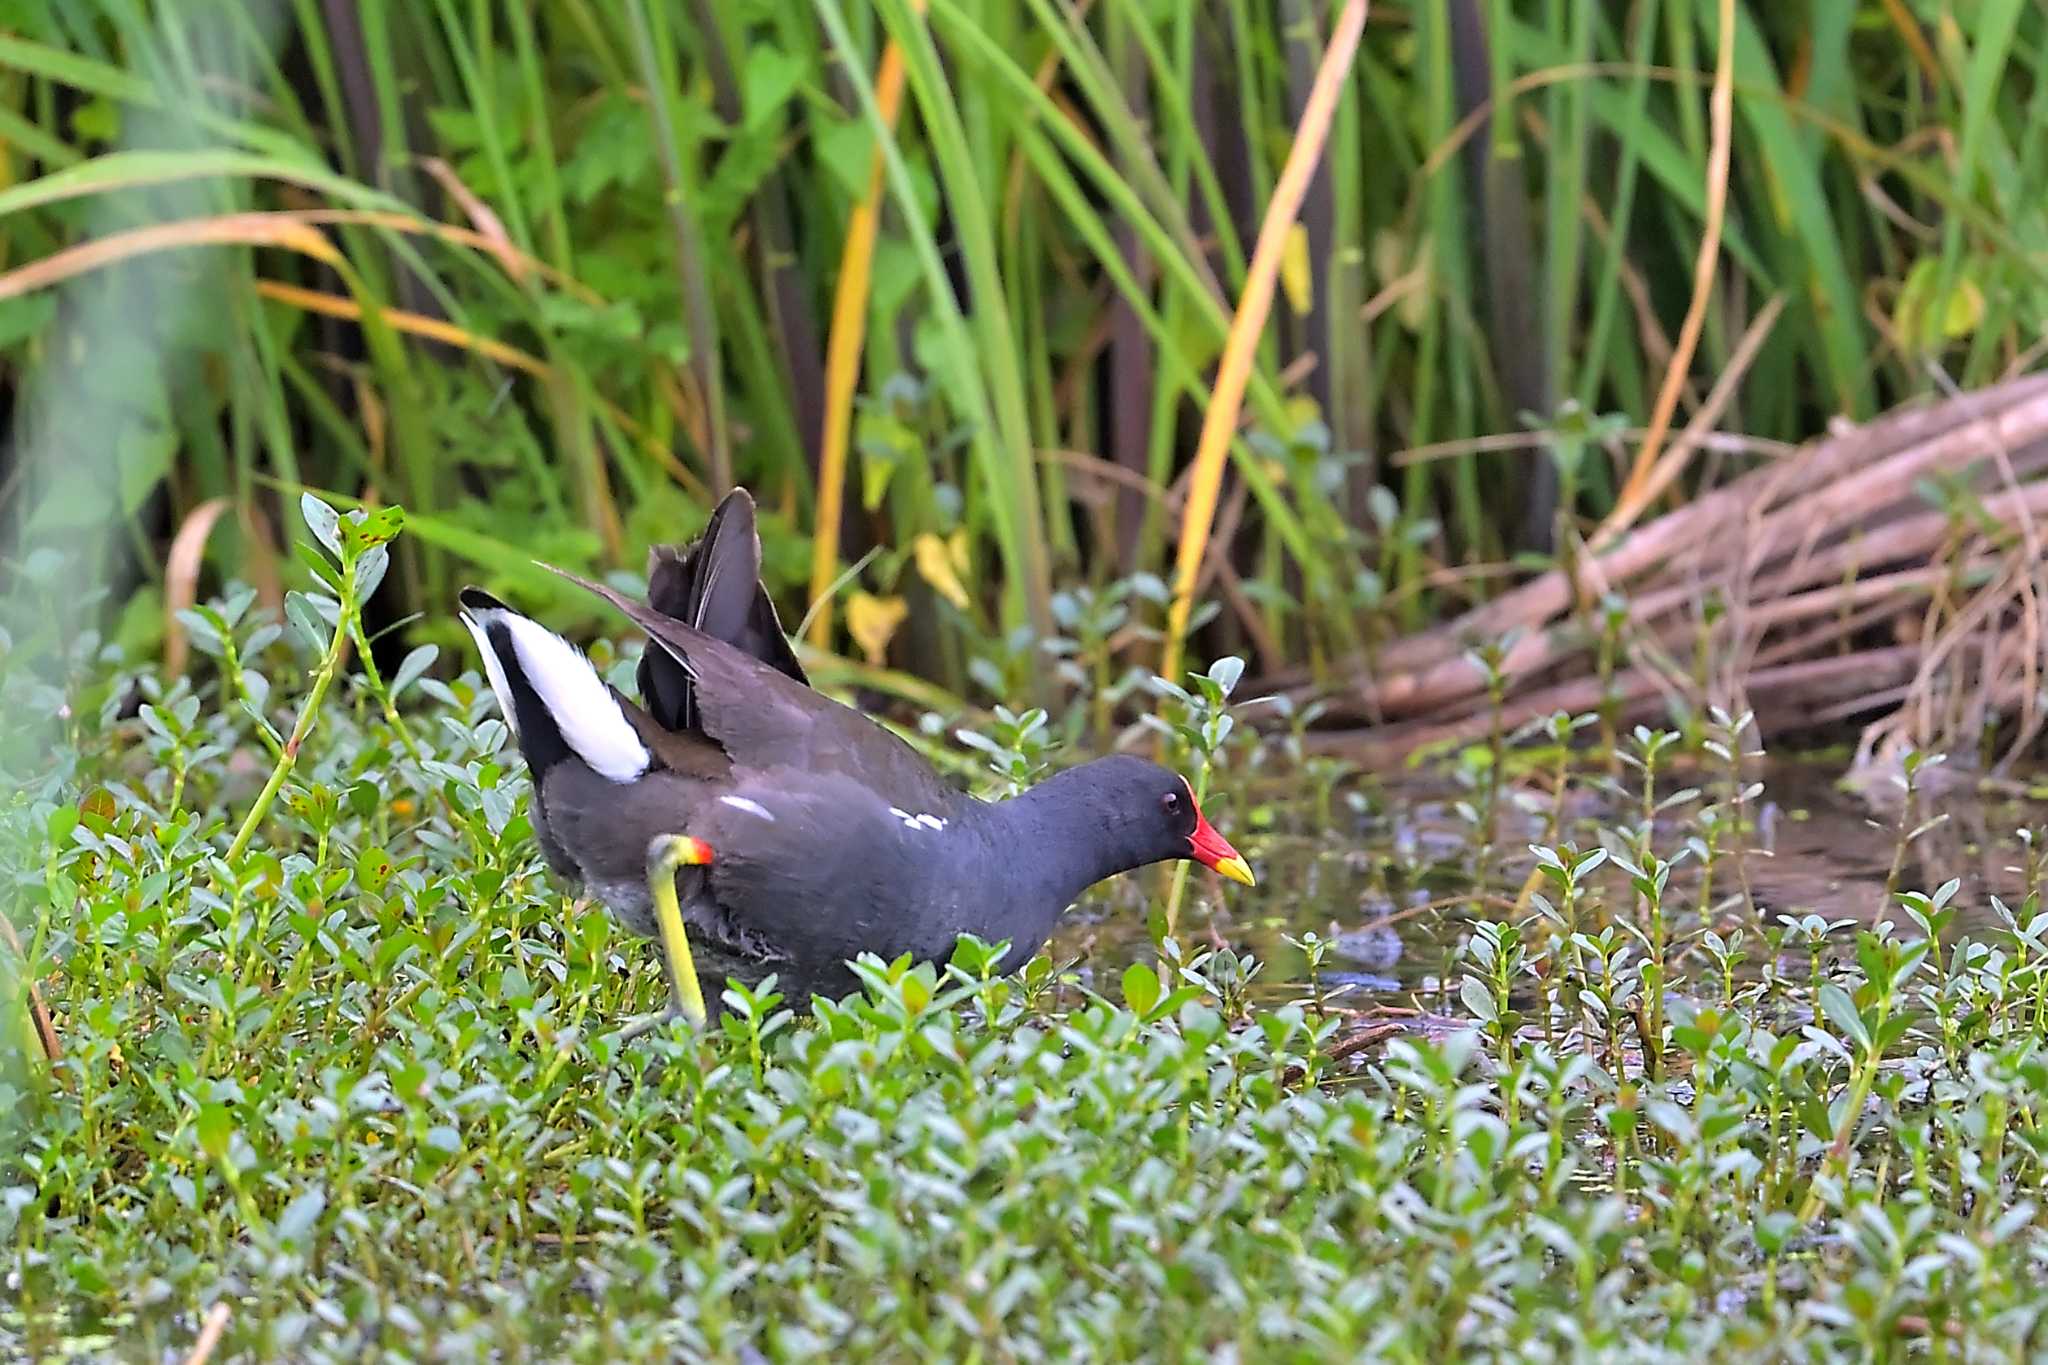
[
  {"x1": 1602, "y1": 0, "x2": 1736, "y2": 540},
  {"x1": 0, "y1": 909, "x2": 59, "y2": 1063},
  {"x1": 1607, "y1": 292, "x2": 1787, "y2": 547},
  {"x1": 1391, "y1": 428, "x2": 1795, "y2": 468},
  {"x1": 256, "y1": 280, "x2": 544, "y2": 374},
  {"x1": 1963, "y1": 372, "x2": 2047, "y2": 759},
  {"x1": 182, "y1": 1302, "x2": 232, "y2": 1365},
  {"x1": 1160, "y1": 0, "x2": 1369, "y2": 684},
  {"x1": 1290, "y1": 376, "x2": 2048, "y2": 764},
  {"x1": 419, "y1": 157, "x2": 525, "y2": 282},
  {"x1": 0, "y1": 213, "x2": 341, "y2": 300},
  {"x1": 252, "y1": 280, "x2": 706, "y2": 498},
  {"x1": 164, "y1": 498, "x2": 233, "y2": 680},
  {"x1": 1300, "y1": 375, "x2": 2048, "y2": 707},
  {"x1": 1309, "y1": 648, "x2": 1923, "y2": 768}
]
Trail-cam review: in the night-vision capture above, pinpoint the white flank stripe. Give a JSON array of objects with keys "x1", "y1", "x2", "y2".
[
  {"x1": 886, "y1": 806, "x2": 947, "y2": 833},
  {"x1": 720, "y1": 795, "x2": 776, "y2": 822},
  {"x1": 473, "y1": 607, "x2": 649, "y2": 783}
]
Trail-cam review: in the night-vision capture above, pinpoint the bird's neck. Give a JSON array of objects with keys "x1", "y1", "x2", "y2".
[{"x1": 976, "y1": 763, "x2": 1150, "y2": 914}]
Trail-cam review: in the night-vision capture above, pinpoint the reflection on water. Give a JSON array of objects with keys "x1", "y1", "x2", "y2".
[{"x1": 1049, "y1": 760, "x2": 2046, "y2": 1010}]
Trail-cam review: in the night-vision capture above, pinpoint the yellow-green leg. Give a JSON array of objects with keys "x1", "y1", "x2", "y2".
[{"x1": 617, "y1": 834, "x2": 711, "y2": 1041}]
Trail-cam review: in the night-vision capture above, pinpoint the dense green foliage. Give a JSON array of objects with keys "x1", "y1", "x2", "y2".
[
  {"x1": 6, "y1": 507, "x2": 2048, "y2": 1361},
  {"x1": 9, "y1": 4, "x2": 2048, "y2": 1358},
  {"x1": 4, "y1": 2, "x2": 2046, "y2": 680}
]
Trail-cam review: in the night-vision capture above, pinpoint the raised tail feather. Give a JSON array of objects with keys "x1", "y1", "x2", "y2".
[{"x1": 637, "y1": 487, "x2": 807, "y2": 732}]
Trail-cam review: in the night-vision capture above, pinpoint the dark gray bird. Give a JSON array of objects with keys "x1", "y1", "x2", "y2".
[{"x1": 458, "y1": 489, "x2": 1254, "y2": 1035}]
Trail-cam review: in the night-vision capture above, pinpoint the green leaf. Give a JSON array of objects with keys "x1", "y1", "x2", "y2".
[
  {"x1": 342, "y1": 505, "x2": 405, "y2": 554},
  {"x1": 1817, "y1": 984, "x2": 1871, "y2": 1052},
  {"x1": 351, "y1": 545, "x2": 389, "y2": 602},
  {"x1": 0, "y1": 146, "x2": 409, "y2": 222},
  {"x1": 0, "y1": 294, "x2": 56, "y2": 349},
  {"x1": 741, "y1": 45, "x2": 807, "y2": 131},
  {"x1": 196, "y1": 1104, "x2": 233, "y2": 1163},
  {"x1": 392, "y1": 645, "x2": 438, "y2": 698},
  {"x1": 1205, "y1": 656, "x2": 1245, "y2": 697},
  {"x1": 274, "y1": 1187, "x2": 327, "y2": 1248},
  {"x1": 814, "y1": 117, "x2": 876, "y2": 203},
  {"x1": 355, "y1": 847, "x2": 395, "y2": 896},
  {"x1": 285, "y1": 593, "x2": 331, "y2": 655},
  {"x1": 561, "y1": 95, "x2": 652, "y2": 204},
  {"x1": 301, "y1": 493, "x2": 342, "y2": 560},
  {"x1": 1122, "y1": 960, "x2": 1162, "y2": 1017},
  {"x1": 294, "y1": 488, "x2": 562, "y2": 598},
  {"x1": 115, "y1": 423, "x2": 174, "y2": 519}
]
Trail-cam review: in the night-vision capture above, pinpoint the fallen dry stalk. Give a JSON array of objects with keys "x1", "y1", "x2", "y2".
[
  {"x1": 1308, "y1": 648, "x2": 1925, "y2": 769},
  {"x1": 1290, "y1": 374, "x2": 2048, "y2": 767}
]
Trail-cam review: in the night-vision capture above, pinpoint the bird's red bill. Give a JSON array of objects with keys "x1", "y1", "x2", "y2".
[{"x1": 1186, "y1": 789, "x2": 1255, "y2": 886}]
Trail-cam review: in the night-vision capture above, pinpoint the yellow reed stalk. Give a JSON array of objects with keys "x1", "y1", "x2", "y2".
[
  {"x1": 808, "y1": 9, "x2": 921, "y2": 648},
  {"x1": 1160, "y1": 0, "x2": 1369, "y2": 683}
]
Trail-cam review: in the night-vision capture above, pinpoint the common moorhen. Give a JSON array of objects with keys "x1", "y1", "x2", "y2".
[{"x1": 458, "y1": 489, "x2": 1255, "y2": 1035}]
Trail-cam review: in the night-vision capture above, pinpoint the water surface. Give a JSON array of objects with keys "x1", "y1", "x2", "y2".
[{"x1": 1048, "y1": 760, "x2": 2046, "y2": 1012}]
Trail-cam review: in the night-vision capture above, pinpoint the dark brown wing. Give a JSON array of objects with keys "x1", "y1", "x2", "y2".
[
  {"x1": 638, "y1": 489, "x2": 807, "y2": 731},
  {"x1": 548, "y1": 565, "x2": 958, "y2": 815},
  {"x1": 619, "y1": 695, "x2": 730, "y2": 780}
]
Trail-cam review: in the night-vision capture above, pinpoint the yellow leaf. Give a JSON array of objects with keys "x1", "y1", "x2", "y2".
[
  {"x1": 846, "y1": 591, "x2": 908, "y2": 666},
  {"x1": 946, "y1": 527, "x2": 969, "y2": 574},
  {"x1": 1280, "y1": 224, "x2": 1312, "y2": 314},
  {"x1": 1941, "y1": 278, "x2": 1984, "y2": 339},
  {"x1": 914, "y1": 532, "x2": 971, "y2": 610},
  {"x1": 1284, "y1": 395, "x2": 1322, "y2": 436},
  {"x1": 1893, "y1": 257, "x2": 1984, "y2": 349}
]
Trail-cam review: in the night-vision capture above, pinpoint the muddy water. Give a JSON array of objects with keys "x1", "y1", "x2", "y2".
[{"x1": 1047, "y1": 760, "x2": 2047, "y2": 1009}]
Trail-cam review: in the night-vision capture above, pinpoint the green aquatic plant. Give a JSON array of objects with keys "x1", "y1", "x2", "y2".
[{"x1": 8, "y1": 515, "x2": 2048, "y2": 1360}]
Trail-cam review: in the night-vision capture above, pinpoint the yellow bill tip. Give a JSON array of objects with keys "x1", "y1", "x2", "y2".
[{"x1": 1213, "y1": 854, "x2": 1256, "y2": 887}]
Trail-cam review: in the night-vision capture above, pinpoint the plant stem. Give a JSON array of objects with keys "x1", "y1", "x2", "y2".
[{"x1": 225, "y1": 601, "x2": 355, "y2": 867}]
